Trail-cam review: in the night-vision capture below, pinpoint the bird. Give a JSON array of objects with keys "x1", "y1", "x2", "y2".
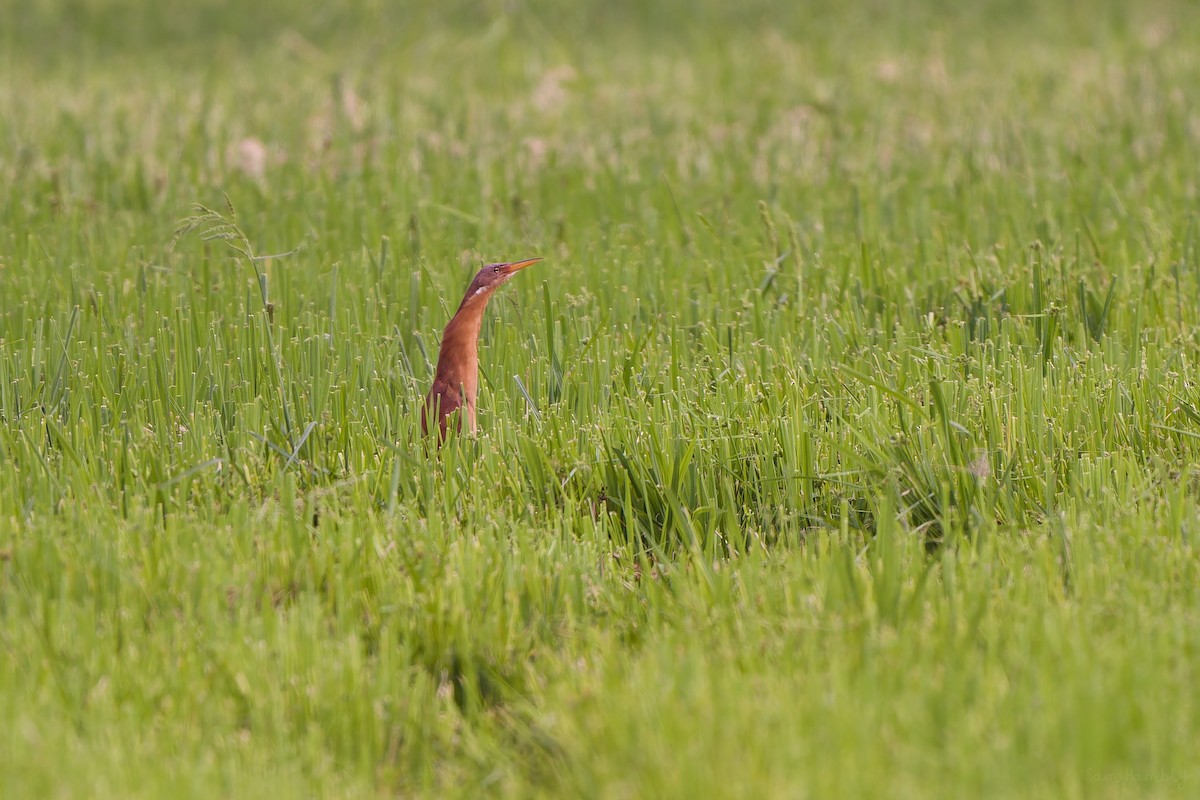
[{"x1": 422, "y1": 257, "x2": 543, "y2": 440}]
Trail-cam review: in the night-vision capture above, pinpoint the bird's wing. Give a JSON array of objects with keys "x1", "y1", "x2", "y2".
[{"x1": 422, "y1": 378, "x2": 464, "y2": 438}]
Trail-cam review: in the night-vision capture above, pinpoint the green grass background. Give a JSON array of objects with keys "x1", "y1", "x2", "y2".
[{"x1": 2, "y1": 0, "x2": 1200, "y2": 796}]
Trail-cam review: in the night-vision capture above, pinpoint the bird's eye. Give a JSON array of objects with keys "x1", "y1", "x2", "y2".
[{"x1": 493, "y1": 266, "x2": 501, "y2": 274}]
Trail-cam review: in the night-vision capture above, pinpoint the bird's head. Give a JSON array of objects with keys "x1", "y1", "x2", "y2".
[{"x1": 462, "y1": 257, "x2": 542, "y2": 303}]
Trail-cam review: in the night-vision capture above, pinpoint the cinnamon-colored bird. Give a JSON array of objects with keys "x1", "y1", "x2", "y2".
[{"x1": 422, "y1": 258, "x2": 542, "y2": 439}]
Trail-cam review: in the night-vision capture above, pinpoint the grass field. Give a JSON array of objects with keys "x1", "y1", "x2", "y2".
[{"x1": 3, "y1": 0, "x2": 1200, "y2": 796}]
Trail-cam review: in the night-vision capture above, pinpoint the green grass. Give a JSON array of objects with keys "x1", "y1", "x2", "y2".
[{"x1": 3, "y1": 0, "x2": 1200, "y2": 796}]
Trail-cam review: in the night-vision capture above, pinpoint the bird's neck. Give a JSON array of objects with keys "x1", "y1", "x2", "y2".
[{"x1": 433, "y1": 291, "x2": 493, "y2": 399}]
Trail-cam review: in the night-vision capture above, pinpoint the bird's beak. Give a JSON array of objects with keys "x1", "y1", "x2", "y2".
[{"x1": 498, "y1": 257, "x2": 543, "y2": 275}]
